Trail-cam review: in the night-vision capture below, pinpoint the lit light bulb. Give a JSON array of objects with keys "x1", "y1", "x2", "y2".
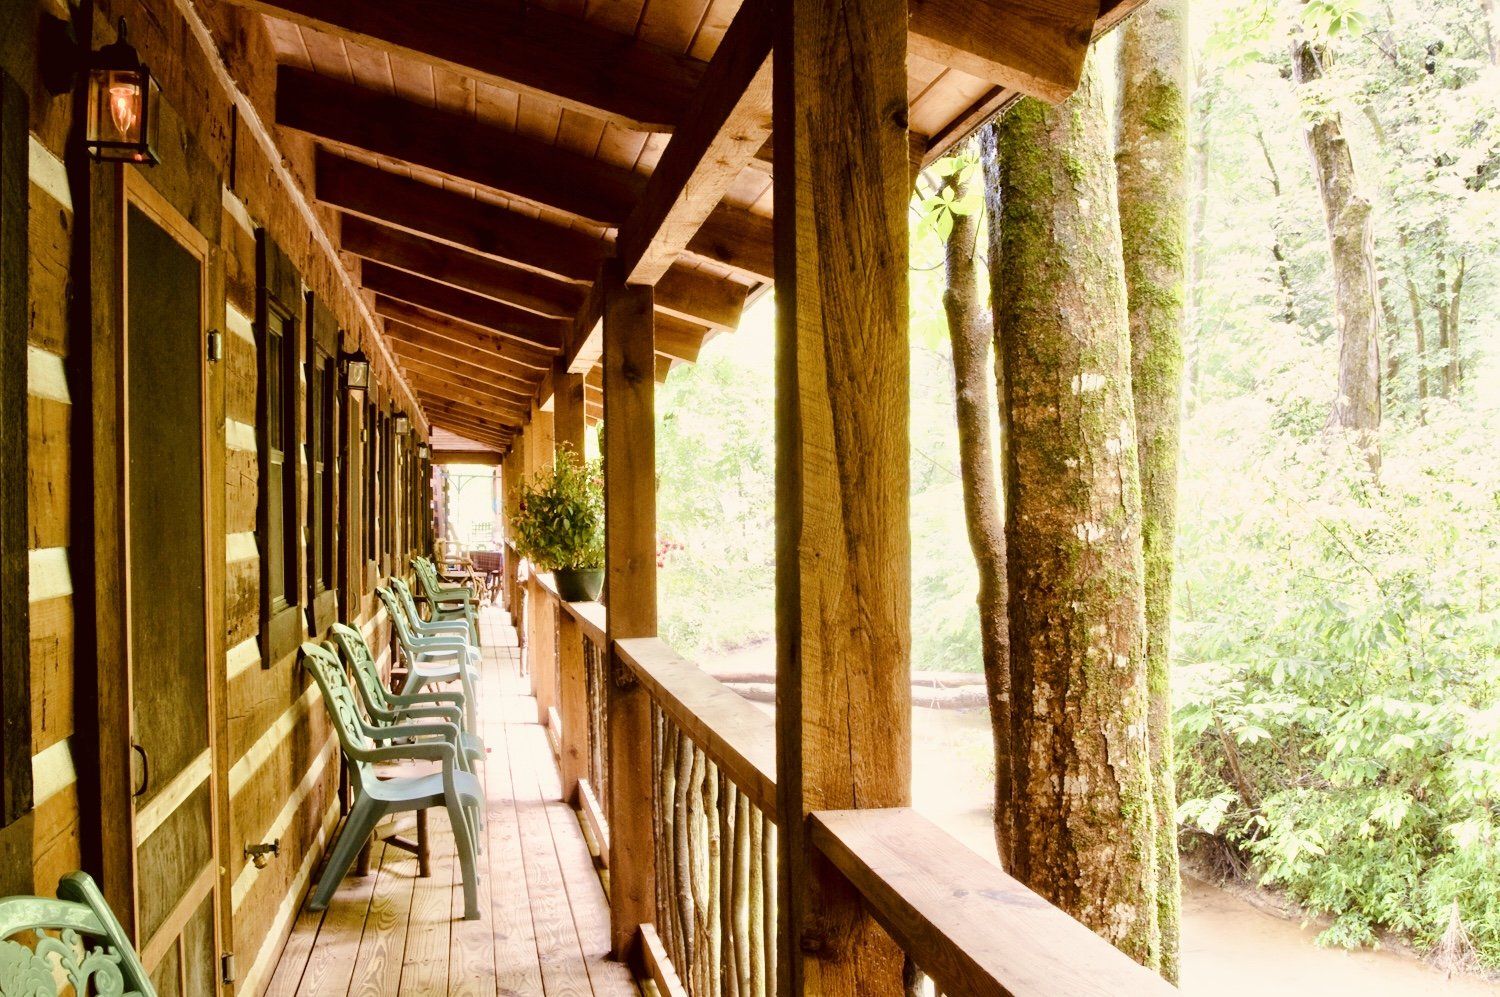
[{"x1": 108, "y1": 81, "x2": 139, "y2": 136}]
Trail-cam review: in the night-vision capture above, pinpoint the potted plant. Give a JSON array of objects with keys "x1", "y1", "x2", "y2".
[{"x1": 509, "y1": 448, "x2": 604, "y2": 601}]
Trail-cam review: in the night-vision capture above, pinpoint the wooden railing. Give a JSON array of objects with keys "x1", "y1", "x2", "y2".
[{"x1": 522, "y1": 572, "x2": 1177, "y2": 997}]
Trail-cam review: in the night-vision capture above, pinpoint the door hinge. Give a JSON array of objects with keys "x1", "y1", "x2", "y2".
[
  {"x1": 221, "y1": 952, "x2": 237, "y2": 984},
  {"x1": 207, "y1": 329, "x2": 224, "y2": 362}
]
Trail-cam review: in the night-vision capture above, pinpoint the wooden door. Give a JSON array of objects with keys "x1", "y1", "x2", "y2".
[{"x1": 122, "y1": 173, "x2": 222, "y2": 996}]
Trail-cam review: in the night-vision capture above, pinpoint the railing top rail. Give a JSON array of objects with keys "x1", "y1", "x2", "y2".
[
  {"x1": 810, "y1": 808, "x2": 1179, "y2": 997},
  {"x1": 614, "y1": 636, "x2": 778, "y2": 821}
]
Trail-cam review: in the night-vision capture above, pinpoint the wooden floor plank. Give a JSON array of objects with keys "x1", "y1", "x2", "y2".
[
  {"x1": 482, "y1": 649, "x2": 548, "y2": 997},
  {"x1": 297, "y1": 847, "x2": 382, "y2": 997},
  {"x1": 348, "y1": 842, "x2": 419, "y2": 997},
  {"x1": 399, "y1": 810, "x2": 456, "y2": 996},
  {"x1": 265, "y1": 605, "x2": 639, "y2": 996},
  {"x1": 503, "y1": 709, "x2": 599, "y2": 997}
]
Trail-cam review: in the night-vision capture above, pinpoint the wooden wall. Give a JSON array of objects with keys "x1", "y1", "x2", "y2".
[{"x1": 2, "y1": 0, "x2": 425, "y2": 991}]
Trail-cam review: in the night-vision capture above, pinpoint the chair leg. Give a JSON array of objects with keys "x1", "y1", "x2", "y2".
[
  {"x1": 416, "y1": 808, "x2": 430, "y2": 878},
  {"x1": 310, "y1": 797, "x2": 382, "y2": 911},
  {"x1": 447, "y1": 797, "x2": 481, "y2": 920}
]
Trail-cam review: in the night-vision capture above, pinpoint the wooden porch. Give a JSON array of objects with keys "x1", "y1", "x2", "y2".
[{"x1": 265, "y1": 606, "x2": 636, "y2": 996}]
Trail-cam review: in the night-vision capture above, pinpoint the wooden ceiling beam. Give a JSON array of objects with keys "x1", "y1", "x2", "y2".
[
  {"x1": 687, "y1": 205, "x2": 774, "y2": 282},
  {"x1": 428, "y1": 418, "x2": 511, "y2": 450},
  {"x1": 431, "y1": 449, "x2": 502, "y2": 466},
  {"x1": 224, "y1": 0, "x2": 703, "y2": 132},
  {"x1": 614, "y1": 0, "x2": 774, "y2": 284},
  {"x1": 340, "y1": 216, "x2": 584, "y2": 319},
  {"x1": 279, "y1": 67, "x2": 641, "y2": 225},
  {"x1": 373, "y1": 297, "x2": 556, "y2": 372},
  {"x1": 907, "y1": 0, "x2": 1099, "y2": 104},
  {"x1": 318, "y1": 151, "x2": 602, "y2": 282},
  {"x1": 395, "y1": 354, "x2": 537, "y2": 406},
  {"x1": 320, "y1": 153, "x2": 749, "y2": 330},
  {"x1": 385, "y1": 330, "x2": 543, "y2": 390},
  {"x1": 405, "y1": 372, "x2": 530, "y2": 419},
  {"x1": 361, "y1": 262, "x2": 566, "y2": 350},
  {"x1": 418, "y1": 393, "x2": 526, "y2": 436}
]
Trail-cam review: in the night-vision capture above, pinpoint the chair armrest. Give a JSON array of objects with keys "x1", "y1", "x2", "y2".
[
  {"x1": 351, "y1": 738, "x2": 457, "y2": 766},
  {"x1": 371, "y1": 720, "x2": 463, "y2": 744},
  {"x1": 391, "y1": 689, "x2": 464, "y2": 707}
]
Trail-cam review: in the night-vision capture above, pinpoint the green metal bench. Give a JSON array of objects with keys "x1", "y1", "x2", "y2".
[
  {"x1": 0, "y1": 870, "x2": 154, "y2": 995},
  {"x1": 300, "y1": 642, "x2": 482, "y2": 920},
  {"x1": 412, "y1": 556, "x2": 479, "y2": 645},
  {"x1": 328, "y1": 622, "x2": 484, "y2": 767}
]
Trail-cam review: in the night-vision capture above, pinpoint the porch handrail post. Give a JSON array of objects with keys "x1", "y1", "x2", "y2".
[
  {"x1": 553, "y1": 364, "x2": 590, "y2": 802},
  {"x1": 527, "y1": 400, "x2": 557, "y2": 723},
  {"x1": 601, "y1": 260, "x2": 658, "y2": 967},
  {"x1": 772, "y1": 0, "x2": 913, "y2": 991}
]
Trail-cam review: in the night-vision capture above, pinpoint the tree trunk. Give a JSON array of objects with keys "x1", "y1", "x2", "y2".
[
  {"x1": 939, "y1": 146, "x2": 1014, "y2": 868},
  {"x1": 1116, "y1": 0, "x2": 1187, "y2": 981},
  {"x1": 1436, "y1": 255, "x2": 1452, "y2": 398},
  {"x1": 992, "y1": 51, "x2": 1161, "y2": 970},
  {"x1": 1252, "y1": 123, "x2": 1298, "y2": 326},
  {"x1": 1448, "y1": 255, "x2": 1465, "y2": 394},
  {"x1": 1291, "y1": 12, "x2": 1383, "y2": 468}
]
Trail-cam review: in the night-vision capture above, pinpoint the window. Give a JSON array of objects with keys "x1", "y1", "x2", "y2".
[
  {"x1": 256, "y1": 232, "x2": 303, "y2": 666},
  {"x1": 305, "y1": 293, "x2": 338, "y2": 633},
  {"x1": 364, "y1": 398, "x2": 378, "y2": 570}
]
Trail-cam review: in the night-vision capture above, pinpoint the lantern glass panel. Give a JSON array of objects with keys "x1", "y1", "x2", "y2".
[{"x1": 87, "y1": 67, "x2": 160, "y2": 164}]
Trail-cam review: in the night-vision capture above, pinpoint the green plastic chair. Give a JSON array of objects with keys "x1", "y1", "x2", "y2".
[
  {"x1": 392, "y1": 577, "x2": 470, "y2": 642},
  {"x1": 412, "y1": 556, "x2": 479, "y2": 645},
  {"x1": 376, "y1": 587, "x2": 482, "y2": 735},
  {"x1": 328, "y1": 622, "x2": 484, "y2": 766},
  {"x1": 0, "y1": 870, "x2": 154, "y2": 995},
  {"x1": 300, "y1": 642, "x2": 482, "y2": 920}
]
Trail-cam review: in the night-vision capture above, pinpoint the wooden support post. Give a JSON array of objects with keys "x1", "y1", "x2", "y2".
[
  {"x1": 602, "y1": 261, "x2": 657, "y2": 965},
  {"x1": 527, "y1": 403, "x2": 556, "y2": 723},
  {"x1": 553, "y1": 363, "x2": 590, "y2": 802},
  {"x1": 772, "y1": 0, "x2": 912, "y2": 991}
]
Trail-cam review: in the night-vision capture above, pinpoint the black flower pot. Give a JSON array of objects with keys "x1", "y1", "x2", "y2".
[{"x1": 554, "y1": 567, "x2": 604, "y2": 602}]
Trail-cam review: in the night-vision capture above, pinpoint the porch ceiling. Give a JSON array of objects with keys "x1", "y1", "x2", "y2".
[{"x1": 218, "y1": 0, "x2": 1146, "y2": 452}]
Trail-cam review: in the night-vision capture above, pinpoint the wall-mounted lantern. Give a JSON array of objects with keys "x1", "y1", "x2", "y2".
[
  {"x1": 85, "y1": 20, "x2": 160, "y2": 165},
  {"x1": 343, "y1": 349, "x2": 371, "y2": 393},
  {"x1": 394, "y1": 414, "x2": 411, "y2": 435},
  {"x1": 417, "y1": 443, "x2": 430, "y2": 459}
]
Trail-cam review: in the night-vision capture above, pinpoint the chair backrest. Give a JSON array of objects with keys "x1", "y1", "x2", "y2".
[
  {"x1": 327, "y1": 623, "x2": 393, "y2": 716},
  {"x1": 390, "y1": 578, "x2": 426, "y2": 627},
  {"x1": 300, "y1": 642, "x2": 376, "y2": 791},
  {"x1": 0, "y1": 870, "x2": 154, "y2": 995},
  {"x1": 411, "y1": 558, "x2": 444, "y2": 601},
  {"x1": 375, "y1": 586, "x2": 422, "y2": 652}
]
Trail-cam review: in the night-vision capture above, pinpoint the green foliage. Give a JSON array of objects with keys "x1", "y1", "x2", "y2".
[{"x1": 508, "y1": 448, "x2": 604, "y2": 571}]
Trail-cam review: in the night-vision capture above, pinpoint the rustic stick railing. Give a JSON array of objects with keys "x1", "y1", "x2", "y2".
[{"x1": 523, "y1": 589, "x2": 1177, "y2": 997}]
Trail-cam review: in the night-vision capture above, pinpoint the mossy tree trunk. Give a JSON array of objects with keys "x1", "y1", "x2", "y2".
[
  {"x1": 938, "y1": 144, "x2": 1014, "y2": 867},
  {"x1": 1116, "y1": 0, "x2": 1188, "y2": 981},
  {"x1": 991, "y1": 51, "x2": 1161, "y2": 970},
  {"x1": 1291, "y1": 7, "x2": 1384, "y2": 467}
]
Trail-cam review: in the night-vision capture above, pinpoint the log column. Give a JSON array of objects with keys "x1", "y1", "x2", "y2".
[
  {"x1": 772, "y1": 0, "x2": 912, "y2": 991},
  {"x1": 553, "y1": 363, "x2": 590, "y2": 802},
  {"x1": 601, "y1": 261, "x2": 657, "y2": 963},
  {"x1": 527, "y1": 401, "x2": 557, "y2": 722}
]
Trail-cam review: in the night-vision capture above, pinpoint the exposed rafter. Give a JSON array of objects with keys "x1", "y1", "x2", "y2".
[
  {"x1": 373, "y1": 297, "x2": 554, "y2": 372},
  {"x1": 279, "y1": 67, "x2": 642, "y2": 225},
  {"x1": 339, "y1": 216, "x2": 584, "y2": 319},
  {"x1": 614, "y1": 1, "x2": 774, "y2": 284},
  {"x1": 223, "y1": 0, "x2": 705, "y2": 131},
  {"x1": 318, "y1": 154, "x2": 752, "y2": 329},
  {"x1": 385, "y1": 330, "x2": 543, "y2": 390},
  {"x1": 907, "y1": 0, "x2": 1100, "y2": 104},
  {"x1": 360, "y1": 262, "x2": 566, "y2": 350}
]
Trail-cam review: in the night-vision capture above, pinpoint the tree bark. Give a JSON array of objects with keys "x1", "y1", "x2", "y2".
[
  {"x1": 939, "y1": 147, "x2": 1014, "y2": 868},
  {"x1": 992, "y1": 51, "x2": 1161, "y2": 970},
  {"x1": 1290, "y1": 10, "x2": 1384, "y2": 468},
  {"x1": 1186, "y1": 71, "x2": 1212, "y2": 418},
  {"x1": 1116, "y1": 0, "x2": 1188, "y2": 981}
]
